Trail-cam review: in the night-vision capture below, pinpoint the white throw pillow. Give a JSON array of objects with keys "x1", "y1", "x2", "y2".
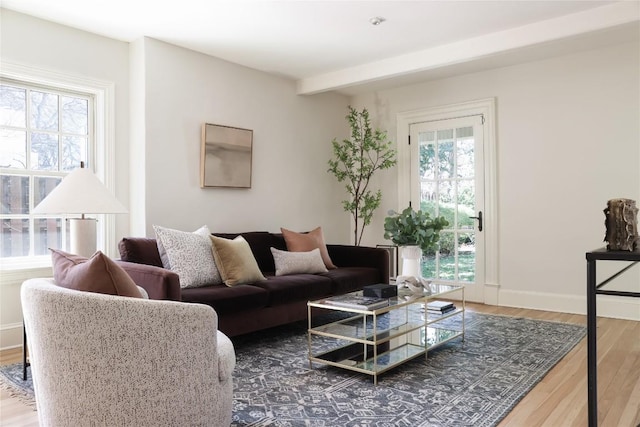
[
  {"x1": 153, "y1": 225, "x2": 222, "y2": 288},
  {"x1": 270, "y1": 247, "x2": 328, "y2": 276}
]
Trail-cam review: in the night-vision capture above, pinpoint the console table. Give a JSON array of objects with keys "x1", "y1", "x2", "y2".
[{"x1": 585, "y1": 247, "x2": 640, "y2": 427}]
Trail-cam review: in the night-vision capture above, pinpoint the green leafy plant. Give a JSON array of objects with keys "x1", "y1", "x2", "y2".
[
  {"x1": 328, "y1": 106, "x2": 396, "y2": 245},
  {"x1": 383, "y1": 207, "x2": 449, "y2": 253}
]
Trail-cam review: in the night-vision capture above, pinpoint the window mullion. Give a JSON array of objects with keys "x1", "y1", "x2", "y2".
[
  {"x1": 25, "y1": 87, "x2": 31, "y2": 170},
  {"x1": 29, "y1": 175, "x2": 36, "y2": 256},
  {"x1": 26, "y1": 89, "x2": 34, "y2": 256},
  {"x1": 58, "y1": 91, "x2": 62, "y2": 172}
]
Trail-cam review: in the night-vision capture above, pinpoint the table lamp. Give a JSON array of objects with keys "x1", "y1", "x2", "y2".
[{"x1": 31, "y1": 162, "x2": 127, "y2": 257}]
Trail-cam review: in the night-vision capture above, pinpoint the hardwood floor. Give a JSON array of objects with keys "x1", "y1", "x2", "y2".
[
  {"x1": 0, "y1": 347, "x2": 38, "y2": 427},
  {"x1": 1, "y1": 303, "x2": 638, "y2": 426}
]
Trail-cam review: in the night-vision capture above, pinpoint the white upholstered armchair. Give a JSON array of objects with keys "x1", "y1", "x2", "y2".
[{"x1": 21, "y1": 278, "x2": 235, "y2": 427}]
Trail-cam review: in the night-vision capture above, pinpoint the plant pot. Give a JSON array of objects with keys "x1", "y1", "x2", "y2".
[
  {"x1": 399, "y1": 246, "x2": 425, "y2": 293},
  {"x1": 400, "y1": 245, "x2": 422, "y2": 277}
]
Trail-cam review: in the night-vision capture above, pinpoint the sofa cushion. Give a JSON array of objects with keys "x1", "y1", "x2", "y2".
[
  {"x1": 251, "y1": 274, "x2": 333, "y2": 306},
  {"x1": 118, "y1": 237, "x2": 163, "y2": 267},
  {"x1": 153, "y1": 225, "x2": 222, "y2": 288},
  {"x1": 281, "y1": 227, "x2": 337, "y2": 269},
  {"x1": 270, "y1": 247, "x2": 328, "y2": 276},
  {"x1": 51, "y1": 249, "x2": 143, "y2": 298},
  {"x1": 181, "y1": 283, "x2": 269, "y2": 314},
  {"x1": 321, "y1": 267, "x2": 383, "y2": 295},
  {"x1": 210, "y1": 235, "x2": 266, "y2": 286}
]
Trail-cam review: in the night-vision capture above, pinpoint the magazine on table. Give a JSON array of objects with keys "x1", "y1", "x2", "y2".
[{"x1": 325, "y1": 294, "x2": 389, "y2": 310}]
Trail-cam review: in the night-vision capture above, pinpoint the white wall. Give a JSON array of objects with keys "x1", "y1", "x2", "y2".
[
  {"x1": 133, "y1": 38, "x2": 350, "y2": 242},
  {"x1": 352, "y1": 40, "x2": 640, "y2": 319}
]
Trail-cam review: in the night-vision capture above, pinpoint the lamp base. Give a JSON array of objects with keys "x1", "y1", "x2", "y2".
[{"x1": 68, "y1": 218, "x2": 97, "y2": 258}]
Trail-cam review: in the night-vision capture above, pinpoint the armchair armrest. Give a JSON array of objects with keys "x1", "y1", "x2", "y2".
[
  {"x1": 327, "y1": 245, "x2": 390, "y2": 284},
  {"x1": 115, "y1": 260, "x2": 181, "y2": 301}
]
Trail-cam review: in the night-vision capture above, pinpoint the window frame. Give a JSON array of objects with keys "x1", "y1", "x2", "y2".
[{"x1": 0, "y1": 62, "x2": 117, "y2": 269}]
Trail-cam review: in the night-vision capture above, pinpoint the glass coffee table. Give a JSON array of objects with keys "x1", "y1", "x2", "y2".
[{"x1": 307, "y1": 283, "x2": 465, "y2": 384}]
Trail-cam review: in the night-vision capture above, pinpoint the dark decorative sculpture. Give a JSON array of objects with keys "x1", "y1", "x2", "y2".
[{"x1": 603, "y1": 198, "x2": 639, "y2": 251}]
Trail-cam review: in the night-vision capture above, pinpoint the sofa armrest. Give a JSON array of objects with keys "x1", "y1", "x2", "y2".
[
  {"x1": 327, "y1": 245, "x2": 390, "y2": 284},
  {"x1": 115, "y1": 261, "x2": 181, "y2": 301}
]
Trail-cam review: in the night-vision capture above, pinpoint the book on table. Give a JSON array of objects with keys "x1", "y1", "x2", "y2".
[
  {"x1": 427, "y1": 305, "x2": 456, "y2": 314},
  {"x1": 427, "y1": 300, "x2": 455, "y2": 312},
  {"x1": 325, "y1": 294, "x2": 389, "y2": 310}
]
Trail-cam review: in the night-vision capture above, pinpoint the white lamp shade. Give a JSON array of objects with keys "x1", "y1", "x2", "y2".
[{"x1": 32, "y1": 167, "x2": 127, "y2": 215}]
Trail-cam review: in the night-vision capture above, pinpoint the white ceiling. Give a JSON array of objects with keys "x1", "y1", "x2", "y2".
[{"x1": 2, "y1": 1, "x2": 639, "y2": 95}]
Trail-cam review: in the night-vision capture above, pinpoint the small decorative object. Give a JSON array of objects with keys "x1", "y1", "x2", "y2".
[
  {"x1": 328, "y1": 106, "x2": 397, "y2": 245},
  {"x1": 363, "y1": 283, "x2": 398, "y2": 299},
  {"x1": 400, "y1": 275, "x2": 433, "y2": 293},
  {"x1": 383, "y1": 207, "x2": 448, "y2": 292},
  {"x1": 603, "y1": 198, "x2": 639, "y2": 251},
  {"x1": 201, "y1": 123, "x2": 253, "y2": 188}
]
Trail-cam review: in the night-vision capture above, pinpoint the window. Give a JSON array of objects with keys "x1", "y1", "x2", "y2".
[{"x1": 1, "y1": 80, "x2": 93, "y2": 259}]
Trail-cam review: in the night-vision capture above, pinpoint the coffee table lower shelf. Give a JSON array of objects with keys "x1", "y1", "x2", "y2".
[{"x1": 308, "y1": 326, "x2": 463, "y2": 384}]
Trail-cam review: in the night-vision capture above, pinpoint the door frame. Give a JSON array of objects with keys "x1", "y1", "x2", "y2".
[{"x1": 396, "y1": 98, "x2": 499, "y2": 304}]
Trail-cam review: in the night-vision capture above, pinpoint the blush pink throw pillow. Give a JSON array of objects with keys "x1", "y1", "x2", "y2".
[
  {"x1": 51, "y1": 249, "x2": 143, "y2": 298},
  {"x1": 280, "y1": 226, "x2": 337, "y2": 269}
]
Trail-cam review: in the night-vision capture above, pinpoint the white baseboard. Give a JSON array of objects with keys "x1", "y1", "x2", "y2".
[
  {"x1": 498, "y1": 289, "x2": 640, "y2": 321},
  {"x1": 0, "y1": 322, "x2": 23, "y2": 351}
]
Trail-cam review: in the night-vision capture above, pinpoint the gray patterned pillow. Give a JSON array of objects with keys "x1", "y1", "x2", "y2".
[
  {"x1": 153, "y1": 225, "x2": 222, "y2": 288},
  {"x1": 270, "y1": 247, "x2": 328, "y2": 276}
]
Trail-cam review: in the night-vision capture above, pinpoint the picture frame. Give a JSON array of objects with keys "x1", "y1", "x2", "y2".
[
  {"x1": 376, "y1": 244, "x2": 399, "y2": 280},
  {"x1": 200, "y1": 123, "x2": 253, "y2": 188}
]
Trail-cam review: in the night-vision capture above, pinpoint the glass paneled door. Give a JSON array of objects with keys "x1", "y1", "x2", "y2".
[{"x1": 410, "y1": 116, "x2": 485, "y2": 301}]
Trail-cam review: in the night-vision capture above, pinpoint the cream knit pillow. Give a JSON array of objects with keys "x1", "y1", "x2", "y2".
[{"x1": 270, "y1": 247, "x2": 328, "y2": 276}]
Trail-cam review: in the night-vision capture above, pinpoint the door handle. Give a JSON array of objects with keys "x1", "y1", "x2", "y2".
[{"x1": 470, "y1": 211, "x2": 483, "y2": 232}]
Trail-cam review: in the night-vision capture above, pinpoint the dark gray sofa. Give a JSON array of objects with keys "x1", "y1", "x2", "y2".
[{"x1": 116, "y1": 231, "x2": 389, "y2": 337}]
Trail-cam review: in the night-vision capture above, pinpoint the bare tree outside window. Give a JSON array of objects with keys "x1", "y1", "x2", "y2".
[{"x1": 0, "y1": 81, "x2": 91, "y2": 258}]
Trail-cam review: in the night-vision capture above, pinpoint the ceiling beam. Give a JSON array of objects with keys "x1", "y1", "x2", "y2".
[{"x1": 296, "y1": 2, "x2": 640, "y2": 95}]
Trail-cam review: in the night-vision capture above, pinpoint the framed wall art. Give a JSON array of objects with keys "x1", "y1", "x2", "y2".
[{"x1": 200, "y1": 123, "x2": 253, "y2": 188}]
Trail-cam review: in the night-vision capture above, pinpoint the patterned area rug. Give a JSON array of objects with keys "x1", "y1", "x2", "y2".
[
  {"x1": 230, "y1": 311, "x2": 585, "y2": 426},
  {"x1": 0, "y1": 312, "x2": 585, "y2": 426}
]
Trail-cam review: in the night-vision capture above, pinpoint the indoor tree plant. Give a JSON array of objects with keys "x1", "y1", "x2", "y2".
[
  {"x1": 383, "y1": 207, "x2": 449, "y2": 290},
  {"x1": 328, "y1": 106, "x2": 396, "y2": 246}
]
